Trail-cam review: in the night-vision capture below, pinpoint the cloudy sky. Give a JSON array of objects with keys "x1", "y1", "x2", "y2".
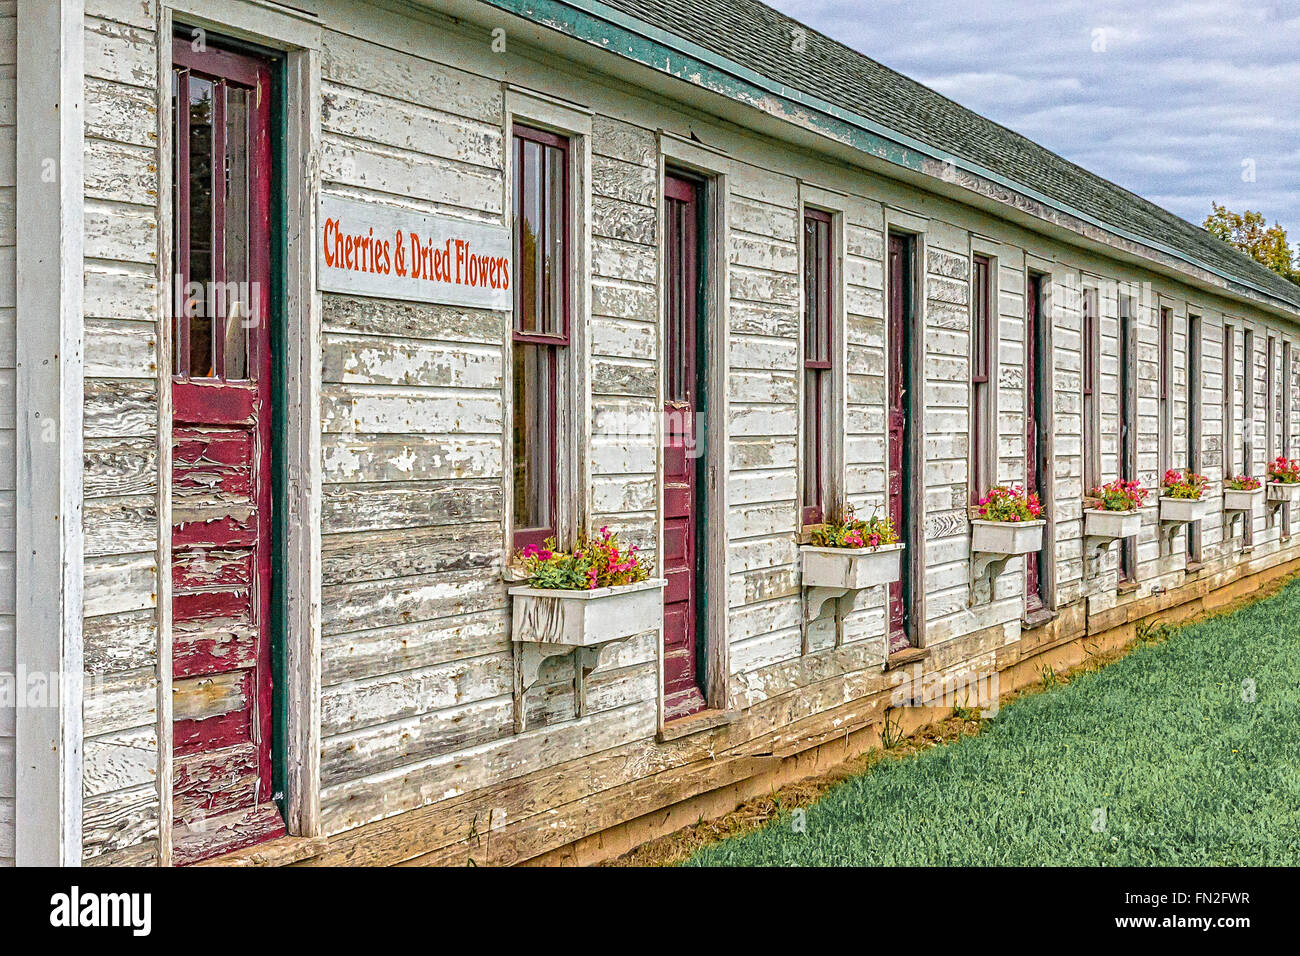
[{"x1": 766, "y1": 0, "x2": 1300, "y2": 239}]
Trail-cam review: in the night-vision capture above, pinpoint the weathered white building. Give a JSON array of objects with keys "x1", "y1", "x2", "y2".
[{"x1": 4, "y1": 0, "x2": 1300, "y2": 865}]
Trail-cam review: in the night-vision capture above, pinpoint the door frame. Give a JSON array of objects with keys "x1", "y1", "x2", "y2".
[
  {"x1": 658, "y1": 136, "x2": 730, "y2": 722},
  {"x1": 884, "y1": 209, "x2": 927, "y2": 649},
  {"x1": 157, "y1": 3, "x2": 322, "y2": 863}
]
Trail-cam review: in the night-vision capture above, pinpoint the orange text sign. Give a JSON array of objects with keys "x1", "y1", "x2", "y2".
[{"x1": 318, "y1": 194, "x2": 512, "y2": 311}]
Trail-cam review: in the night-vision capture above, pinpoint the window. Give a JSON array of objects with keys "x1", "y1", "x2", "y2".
[
  {"x1": 802, "y1": 208, "x2": 833, "y2": 524},
  {"x1": 1284, "y1": 341, "x2": 1293, "y2": 461},
  {"x1": 511, "y1": 125, "x2": 569, "y2": 548},
  {"x1": 1243, "y1": 329, "x2": 1255, "y2": 478},
  {"x1": 1159, "y1": 306, "x2": 1172, "y2": 469},
  {"x1": 970, "y1": 255, "x2": 993, "y2": 501},
  {"x1": 1187, "y1": 314, "x2": 1202, "y2": 561},
  {"x1": 1284, "y1": 340, "x2": 1292, "y2": 536},
  {"x1": 1267, "y1": 335, "x2": 1278, "y2": 465},
  {"x1": 1082, "y1": 287, "x2": 1099, "y2": 490},
  {"x1": 173, "y1": 60, "x2": 263, "y2": 381},
  {"x1": 1243, "y1": 328, "x2": 1255, "y2": 545},
  {"x1": 1223, "y1": 323, "x2": 1236, "y2": 476}
]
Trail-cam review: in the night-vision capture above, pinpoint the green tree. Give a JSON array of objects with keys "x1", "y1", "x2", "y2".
[{"x1": 1204, "y1": 202, "x2": 1300, "y2": 285}]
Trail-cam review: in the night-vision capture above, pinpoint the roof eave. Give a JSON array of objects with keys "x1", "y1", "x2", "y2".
[{"x1": 429, "y1": 0, "x2": 1300, "y2": 319}]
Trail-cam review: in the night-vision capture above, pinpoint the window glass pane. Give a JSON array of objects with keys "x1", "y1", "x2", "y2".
[
  {"x1": 188, "y1": 75, "x2": 215, "y2": 378},
  {"x1": 172, "y1": 68, "x2": 184, "y2": 376},
  {"x1": 543, "y1": 143, "x2": 565, "y2": 336},
  {"x1": 802, "y1": 368, "x2": 824, "y2": 512},
  {"x1": 222, "y1": 84, "x2": 251, "y2": 380},
  {"x1": 667, "y1": 198, "x2": 686, "y2": 402},
  {"x1": 512, "y1": 132, "x2": 568, "y2": 338},
  {"x1": 971, "y1": 258, "x2": 985, "y2": 379},
  {"x1": 514, "y1": 138, "x2": 539, "y2": 334},
  {"x1": 513, "y1": 342, "x2": 554, "y2": 533},
  {"x1": 803, "y1": 216, "x2": 817, "y2": 357},
  {"x1": 803, "y1": 215, "x2": 830, "y2": 363}
]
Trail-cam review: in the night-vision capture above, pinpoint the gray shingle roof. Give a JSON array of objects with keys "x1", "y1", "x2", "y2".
[{"x1": 594, "y1": 0, "x2": 1300, "y2": 311}]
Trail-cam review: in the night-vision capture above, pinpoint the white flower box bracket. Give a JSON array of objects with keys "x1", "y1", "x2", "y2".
[
  {"x1": 1266, "y1": 482, "x2": 1300, "y2": 506},
  {"x1": 1083, "y1": 507, "x2": 1142, "y2": 568},
  {"x1": 1223, "y1": 487, "x2": 1264, "y2": 513},
  {"x1": 508, "y1": 578, "x2": 666, "y2": 732},
  {"x1": 968, "y1": 519, "x2": 1045, "y2": 605},
  {"x1": 800, "y1": 543, "x2": 903, "y2": 622}
]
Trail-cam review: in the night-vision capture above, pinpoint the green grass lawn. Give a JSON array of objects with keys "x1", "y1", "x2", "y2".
[{"x1": 686, "y1": 579, "x2": 1300, "y2": 866}]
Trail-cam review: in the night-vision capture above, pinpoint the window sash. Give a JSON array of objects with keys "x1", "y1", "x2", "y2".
[
  {"x1": 172, "y1": 60, "x2": 264, "y2": 383},
  {"x1": 1223, "y1": 325, "x2": 1236, "y2": 475},
  {"x1": 512, "y1": 125, "x2": 570, "y2": 345},
  {"x1": 802, "y1": 209, "x2": 833, "y2": 523},
  {"x1": 1159, "y1": 307, "x2": 1172, "y2": 402},
  {"x1": 1267, "y1": 336, "x2": 1278, "y2": 463},
  {"x1": 512, "y1": 341, "x2": 559, "y2": 548},
  {"x1": 665, "y1": 181, "x2": 698, "y2": 405},
  {"x1": 970, "y1": 255, "x2": 993, "y2": 500},
  {"x1": 510, "y1": 123, "x2": 570, "y2": 548},
  {"x1": 1082, "y1": 288, "x2": 1098, "y2": 489},
  {"x1": 971, "y1": 256, "x2": 991, "y2": 384},
  {"x1": 803, "y1": 210, "x2": 832, "y2": 369},
  {"x1": 1243, "y1": 329, "x2": 1254, "y2": 470},
  {"x1": 1284, "y1": 341, "x2": 1293, "y2": 458}
]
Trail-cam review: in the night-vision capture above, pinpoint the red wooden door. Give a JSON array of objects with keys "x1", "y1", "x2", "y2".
[
  {"x1": 663, "y1": 174, "x2": 706, "y2": 720},
  {"x1": 886, "y1": 235, "x2": 911, "y2": 653},
  {"x1": 170, "y1": 39, "x2": 283, "y2": 864},
  {"x1": 1025, "y1": 274, "x2": 1044, "y2": 613}
]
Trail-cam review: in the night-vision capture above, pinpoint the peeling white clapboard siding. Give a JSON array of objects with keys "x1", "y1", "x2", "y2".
[
  {"x1": 79, "y1": 4, "x2": 162, "y2": 863},
  {"x1": 52, "y1": 0, "x2": 1300, "y2": 861}
]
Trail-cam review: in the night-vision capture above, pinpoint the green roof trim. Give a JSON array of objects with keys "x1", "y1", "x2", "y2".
[{"x1": 479, "y1": 0, "x2": 1300, "y2": 313}]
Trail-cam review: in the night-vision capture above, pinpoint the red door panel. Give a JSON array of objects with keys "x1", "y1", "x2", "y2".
[
  {"x1": 170, "y1": 37, "x2": 283, "y2": 864},
  {"x1": 663, "y1": 174, "x2": 707, "y2": 720},
  {"x1": 886, "y1": 235, "x2": 911, "y2": 653}
]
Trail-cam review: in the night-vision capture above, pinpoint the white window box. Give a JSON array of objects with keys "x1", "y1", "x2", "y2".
[
  {"x1": 1084, "y1": 507, "x2": 1142, "y2": 540},
  {"x1": 1266, "y1": 482, "x2": 1300, "y2": 504},
  {"x1": 508, "y1": 578, "x2": 666, "y2": 731},
  {"x1": 1223, "y1": 487, "x2": 1264, "y2": 512},
  {"x1": 968, "y1": 519, "x2": 1045, "y2": 605},
  {"x1": 1159, "y1": 496, "x2": 1209, "y2": 523},
  {"x1": 970, "y1": 518, "x2": 1045, "y2": 556},
  {"x1": 509, "y1": 577, "x2": 665, "y2": 647},
  {"x1": 800, "y1": 542, "x2": 903, "y2": 620}
]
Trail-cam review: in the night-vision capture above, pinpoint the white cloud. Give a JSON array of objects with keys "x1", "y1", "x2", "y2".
[{"x1": 768, "y1": 0, "x2": 1299, "y2": 237}]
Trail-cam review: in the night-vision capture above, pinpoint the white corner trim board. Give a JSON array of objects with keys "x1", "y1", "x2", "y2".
[{"x1": 14, "y1": 0, "x2": 85, "y2": 866}]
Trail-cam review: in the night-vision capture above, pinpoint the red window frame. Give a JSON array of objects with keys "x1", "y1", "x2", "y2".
[
  {"x1": 511, "y1": 124, "x2": 570, "y2": 550},
  {"x1": 172, "y1": 42, "x2": 271, "y2": 382},
  {"x1": 970, "y1": 255, "x2": 992, "y2": 501},
  {"x1": 802, "y1": 208, "x2": 833, "y2": 525}
]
